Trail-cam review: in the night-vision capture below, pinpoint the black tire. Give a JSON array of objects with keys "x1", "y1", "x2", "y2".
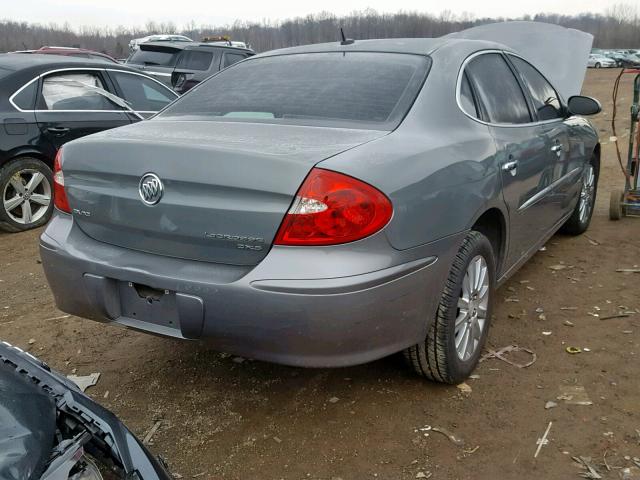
[
  {"x1": 404, "y1": 231, "x2": 496, "y2": 384},
  {"x1": 561, "y1": 155, "x2": 598, "y2": 235},
  {"x1": 595, "y1": 62, "x2": 601, "y2": 68},
  {"x1": 609, "y1": 189, "x2": 624, "y2": 220},
  {"x1": 0, "y1": 157, "x2": 54, "y2": 233}
]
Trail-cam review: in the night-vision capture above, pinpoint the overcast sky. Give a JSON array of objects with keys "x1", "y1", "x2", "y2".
[{"x1": 1, "y1": 0, "x2": 629, "y2": 29}]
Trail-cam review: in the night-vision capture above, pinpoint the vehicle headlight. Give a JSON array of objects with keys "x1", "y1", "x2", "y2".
[{"x1": 69, "y1": 456, "x2": 103, "y2": 480}]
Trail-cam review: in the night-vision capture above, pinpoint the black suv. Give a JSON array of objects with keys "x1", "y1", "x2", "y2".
[{"x1": 125, "y1": 41, "x2": 255, "y2": 94}]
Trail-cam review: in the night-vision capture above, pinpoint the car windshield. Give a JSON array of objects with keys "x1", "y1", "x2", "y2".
[
  {"x1": 128, "y1": 48, "x2": 180, "y2": 67},
  {"x1": 157, "y1": 52, "x2": 431, "y2": 130}
]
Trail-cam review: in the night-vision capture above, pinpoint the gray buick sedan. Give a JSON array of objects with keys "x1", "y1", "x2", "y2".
[{"x1": 41, "y1": 25, "x2": 601, "y2": 383}]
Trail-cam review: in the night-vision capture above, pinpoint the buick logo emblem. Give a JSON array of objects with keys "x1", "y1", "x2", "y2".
[{"x1": 139, "y1": 173, "x2": 163, "y2": 205}]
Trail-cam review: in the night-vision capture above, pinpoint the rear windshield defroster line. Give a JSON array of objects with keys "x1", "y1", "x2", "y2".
[{"x1": 157, "y1": 52, "x2": 431, "y2": 130}]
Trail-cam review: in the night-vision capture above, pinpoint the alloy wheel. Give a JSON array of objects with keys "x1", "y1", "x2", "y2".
[
  {"x1": 455, "y1": 255, "x2": 490, "y2": 361},
  {"x1": 579, "y1": 164, "x2": 595, "y2": 224},
  {"x1": 2, "y1": 169, "x2": 52, "y2": 225}
]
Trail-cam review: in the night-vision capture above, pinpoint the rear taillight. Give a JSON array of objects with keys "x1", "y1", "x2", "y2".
[
  {"x1": 274, "y1": 168, "x2": 393, "y2": 246},
  {"x1": 53, "y1": 148, "x2": 71, "y2": 213}
]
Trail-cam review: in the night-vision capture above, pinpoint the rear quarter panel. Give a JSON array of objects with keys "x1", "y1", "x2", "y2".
[{"x1": 319, "y1": 45, "x2": 505, "y2": 251}]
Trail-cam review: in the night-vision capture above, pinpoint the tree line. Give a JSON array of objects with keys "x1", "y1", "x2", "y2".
[{"x1": 0, "y1": 5, "x2": 639, "y2": 58}]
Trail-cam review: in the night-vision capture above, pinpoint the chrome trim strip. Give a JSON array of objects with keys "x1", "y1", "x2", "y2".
[
  {"x1": 518, "y1": 166, "x2": 582, "y2": 212},
  {"x1": 28, "y1": 110, "x2": 157, "y2": 114},
  {"x1": 8, "y1": 76, "x2": 39, "y2": 112},
  {"x1": 9, "y1": 67, "x2": 177, "y2": 113},
  {"x1": 455, "y1": 49, "x2": 566, "y2": 129},
  {"x1": 140, "y1": 70, "x2": 172, "y2": 77}
]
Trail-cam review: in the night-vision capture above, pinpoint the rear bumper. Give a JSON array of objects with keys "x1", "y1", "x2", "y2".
[{"x1": 40, "y1": 212, "x2": 461, "y2": 367}]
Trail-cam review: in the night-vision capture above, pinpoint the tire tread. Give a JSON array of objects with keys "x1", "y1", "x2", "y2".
[{"x1": 404, "y1": 231, "x2": 492, "y2": 383}]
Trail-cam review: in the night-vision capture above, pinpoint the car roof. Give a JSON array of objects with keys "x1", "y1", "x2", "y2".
[
  {"x1": 140, "y1": 41, "x2": 254, "y2": 53},
  {"x1": 0, "y1": 53, "x2": 148, "y2": 83},
  {"x1": 18, "y1": 47, "x2": 118, "y2": 61},
  {"x1": 253, "y1": 37, "x2": 506, "y2": 58},
  {"x1": 39, "y1": 46, "x2": 110, "y2": 54}
]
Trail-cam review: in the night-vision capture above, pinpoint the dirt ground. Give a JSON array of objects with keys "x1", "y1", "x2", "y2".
[{"x1": 1, "y1": 68, "x2": 639, "y2": 479}]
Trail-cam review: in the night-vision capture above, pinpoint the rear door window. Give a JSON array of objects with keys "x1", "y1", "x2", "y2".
[
  {"x1": 109, "y1": 71, "x2": 176, "y2": 111},
  {"x1": 465, "y1": 53, "x2": 531, "y2": 124},
  {"x1": 508, "y1": 55, "x2": 563, "y2": 121},
  {"x1": 40, "y1": 72, "x2": 116, "y2": 110},
  {"x1": 176, "y1": 50, "x2": 213, "y2": 71},
  {"x1": 12, "y1": 80, "x2": 38, "y2": 110}
]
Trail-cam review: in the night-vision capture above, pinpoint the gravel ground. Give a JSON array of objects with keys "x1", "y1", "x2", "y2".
[{"x1": 1, "y1": 68, "x2": 639, "y2": 479}]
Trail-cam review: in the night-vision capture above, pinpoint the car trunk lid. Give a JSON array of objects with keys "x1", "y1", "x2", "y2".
[{"x1": 62, "y1": 120, "x2": 385, "y2": 265}]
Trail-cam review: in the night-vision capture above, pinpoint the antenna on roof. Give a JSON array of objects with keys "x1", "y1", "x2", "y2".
[{"x1": 340, "y1": 27, "x2": 355, "y2": 46}]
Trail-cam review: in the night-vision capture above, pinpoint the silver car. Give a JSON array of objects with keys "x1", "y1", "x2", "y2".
[
  {"x1": 588, "y1": 53, "x2": 617, "y2": 68},
  {"x1": 41, "y1": 23, "x2": 601, "y2": 383}
]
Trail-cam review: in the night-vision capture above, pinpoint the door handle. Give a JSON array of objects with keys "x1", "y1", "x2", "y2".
[
  {"x1": 551, "y1": 142, "x2": 563, "y2": 158},
  {"x1": 47, "y1": 127, "x2": 70, "y2": 137},
  {"x1": 502, "y1": 160, "x2": 518, "y2": 176}
]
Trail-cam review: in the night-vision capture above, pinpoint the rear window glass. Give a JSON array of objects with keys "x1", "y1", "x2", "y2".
[
  {"x1": 110, "y1": 71, "x2": 176, "y2": 111},
  {"x1": 223, "y1": 52, "x2": 246, "y2": 68},
  {"x1": 176, "y1": 50, "x2": 213, "y2": 71},
  {"x1": 158, "y1": 52, "x2": 430, "y2": 130},
  {"x1": 128, "y1": 48, "x2": 180, "y2": 67}
]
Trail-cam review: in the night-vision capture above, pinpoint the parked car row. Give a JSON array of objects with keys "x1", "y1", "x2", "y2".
[
  {"x1": 589, "y1": 48, "x2": 640, "y2": 67},
  {"x1": 587, "y1": 53, "x2": 618, "y2": 68},
  {"x1": 8, "y1": 38, "x2": 257, "y2": 94},
  {"x1": 124, "y1": 40, "x2": 254, "y2": 93}
]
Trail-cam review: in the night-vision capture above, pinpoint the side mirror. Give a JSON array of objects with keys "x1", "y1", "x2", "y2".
[{"x1": 567, "y1": 95, "x2": 601, "y2": 116}]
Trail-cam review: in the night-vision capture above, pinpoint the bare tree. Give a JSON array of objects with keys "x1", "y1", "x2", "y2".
[{"x1": 1, "y1": 5, "x2": 639, "y2": 56}]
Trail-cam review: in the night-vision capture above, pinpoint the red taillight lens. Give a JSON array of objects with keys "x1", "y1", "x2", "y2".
[
  {"x1": 274, "y1": 168, "x2": 393, "y2": 246},
  {"x1": 53, "y1": 148, "x2": 71, "y2": 213}
]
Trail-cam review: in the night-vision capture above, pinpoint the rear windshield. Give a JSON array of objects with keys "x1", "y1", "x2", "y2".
[
  {"x1": 157, "y1": 52, "x2": 430, "y2": 130},
  {"x1": 128, "y1": 48, "x2": 180, "y2": 67},
  {"x1": 176, "y1": 50, "x2": 214, "y2": 71}
]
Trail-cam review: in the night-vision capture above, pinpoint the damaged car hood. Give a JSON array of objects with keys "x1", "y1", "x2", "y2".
[
  {"x1": 0, "y1": 341, "x2": 170, "y2": 480},
  {"x1": 0, "y1": 360, "x2": 56, "y2": 480},
  {"x1": 446, "y1": 21, "x2": 593, "y2": 100}
]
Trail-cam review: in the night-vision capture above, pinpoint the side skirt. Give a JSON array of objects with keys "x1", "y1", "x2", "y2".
[{"x1": 496, "y1": 210, "x2": 573, "y2": 288}]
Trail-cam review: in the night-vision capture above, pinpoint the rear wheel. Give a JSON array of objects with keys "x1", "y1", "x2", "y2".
[
  {"x1": 0, "y1": 157, "x2": 53, "y2": 233},
  {"x1": 404, "y1": 231, "x2": 495, "y2": 384},
  {"x1": 609, "y1": 189, "x2": 625, "y2": 220},
  {"x1": 561, "y1": 157, "x2": 598, "y2": 235}
]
